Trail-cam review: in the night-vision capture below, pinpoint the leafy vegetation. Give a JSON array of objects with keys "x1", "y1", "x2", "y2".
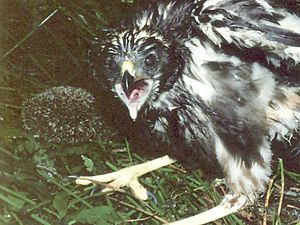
[{"x1": 0, "y1": 1, "x2": 299, "y2": 224}]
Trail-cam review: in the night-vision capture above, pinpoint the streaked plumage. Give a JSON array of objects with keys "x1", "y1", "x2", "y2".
[{"x1": 90, "y1": 0, "x2": 300, "y2": 204}]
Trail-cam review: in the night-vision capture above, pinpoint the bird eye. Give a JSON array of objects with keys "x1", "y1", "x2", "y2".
[{"x1": 144, "y1": 54, "x2": 157, "y2": 67}]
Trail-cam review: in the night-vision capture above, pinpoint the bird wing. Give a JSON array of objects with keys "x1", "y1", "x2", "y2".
[{"x1": 191, "y1": 0, "x2": 300, "y2": 79}]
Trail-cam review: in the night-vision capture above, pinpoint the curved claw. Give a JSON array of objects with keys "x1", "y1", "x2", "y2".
[{"x1": 147, "y1": 191, "x2": 158, "y2": 204}]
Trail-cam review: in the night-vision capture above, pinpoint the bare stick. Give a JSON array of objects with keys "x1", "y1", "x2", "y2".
[{"x1": 263, "y1": 174, "x2": 277, "y2": 225}]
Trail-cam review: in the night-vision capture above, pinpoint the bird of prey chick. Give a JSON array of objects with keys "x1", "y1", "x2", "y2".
[{"x1": 73, "y1": 0, "x2": 300, "y2": 224}]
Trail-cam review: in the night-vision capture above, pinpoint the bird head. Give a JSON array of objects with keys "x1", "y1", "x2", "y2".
[{"x1": 97, "y1": 28, "x2": 184, "y2": 121}]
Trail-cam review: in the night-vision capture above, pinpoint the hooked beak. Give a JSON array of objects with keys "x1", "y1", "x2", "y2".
[
  {"x1": 115, "y1": 60, "x2": 153, "y2": 121},
  {"x1": 121, "y1": 60, "x2": 135, "y2": 96}
]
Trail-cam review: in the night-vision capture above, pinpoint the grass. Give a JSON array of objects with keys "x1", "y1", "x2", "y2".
[{"x1": 0, "y1": 0, "x2": 299, "y2": 224}]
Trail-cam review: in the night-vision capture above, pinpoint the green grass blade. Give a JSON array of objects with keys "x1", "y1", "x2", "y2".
[{"x1": 0, "y1": 10, "x2": 58, "y2": 62}]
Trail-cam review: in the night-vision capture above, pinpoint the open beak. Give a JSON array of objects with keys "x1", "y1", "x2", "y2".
[{"x1": 115, "y1": 60, "x2": 153, "y2": 121}]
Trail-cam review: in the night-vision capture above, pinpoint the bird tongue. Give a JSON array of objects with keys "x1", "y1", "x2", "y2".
[
  {"x1": 126, "y1": 79, "x2": 149, "y2": 101},
  {"x1": 129, "y1": 88, "x2": 144, "y2": 100},
  {"x1": 126, "y1": 80, "x2": 148, "y2": 120}
]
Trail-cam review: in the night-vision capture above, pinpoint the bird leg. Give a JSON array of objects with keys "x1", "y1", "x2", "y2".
[
  {"x1": 71, "y1": 155, "x2": 176, "y2": 200},
  {"x1": 72, "y1": 155, "x2": 247, "y2": 224},
  {"x1": 166, "y1": 194, "x2": 247, "y2": 225}
]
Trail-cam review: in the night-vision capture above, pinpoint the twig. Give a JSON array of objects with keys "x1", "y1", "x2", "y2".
[
  {"x1": 287, "y1": 204, "x2": 300, "y2": 211},
  {"x1": 0, "y1": 102, "x2": 23, "y2": 109},
  {"x1": 169, "y1": 164, "x2": 187, "y2": 173},
  {"x1": 263, "y1": 174, "x2": 277, "y2": 225},
  {"x1": 275, "y1": 159, "x2": 285, "y2": 225},
  {"x1": 122, "y1": 216, "x2": 152, "y2": 223}
]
